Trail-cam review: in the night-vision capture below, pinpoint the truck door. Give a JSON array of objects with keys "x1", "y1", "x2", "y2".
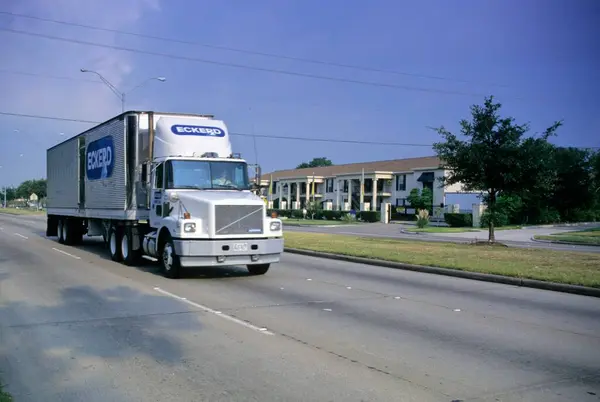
[{"x1": 149, "y1": 162, "x2": 165, "y2": 227}]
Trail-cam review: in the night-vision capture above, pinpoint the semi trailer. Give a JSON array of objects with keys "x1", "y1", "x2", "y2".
[{"x1": 45, "y1": 111, "x2": 284, "y2": 278}]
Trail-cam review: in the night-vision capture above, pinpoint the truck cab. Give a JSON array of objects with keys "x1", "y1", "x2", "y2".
[{"x1": 142, "y1": 152, "x2": 283, "y2": 278}]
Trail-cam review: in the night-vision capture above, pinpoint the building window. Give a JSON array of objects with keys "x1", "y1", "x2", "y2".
[
  {"x1": 343, "y1": 180, "x2": 348, "y2": 192},
  {"x1": 395, "y1": 198, "x2": 406, "y2": 206},
  {"x1": 396, "y1": 174, "x2": 406, "y2": 191},
  {"x1": 326, "y1": 179, "x2": 334, "y2": 193}
]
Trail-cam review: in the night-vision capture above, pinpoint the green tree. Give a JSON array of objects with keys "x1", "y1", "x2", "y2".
[
  {"x1": 433, "y1": 96, "x2": 562, "y2": 242},
  {"x1": 296, "y1": 157, "x2": 333, "y2": 169},
  {"x1": 407, "y1": 188, "x2": 433, "y2": 210},
  {"x1": 16, "y1": 179, "x2": 46, "y2": 199},
  {"x1": 549, "y1": 147, "x2": 596, "y2": 221}
]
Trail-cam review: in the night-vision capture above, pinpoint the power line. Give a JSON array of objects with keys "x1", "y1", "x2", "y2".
[
  {"x1": 0, "y1": 10, "x2": 510, "y2": 89},
  {"x1": 0, "y1": 68, "x2": 99, "y2": 83},
  {"x1": 0, "y1": 111, "x2": 434, "y2": 147},
  {"x1": 0, "y1": 27, "x2": 499, "y2": 99},
  {"x1": 2, "y1": 111, "x2": 598, "y2": 150}
]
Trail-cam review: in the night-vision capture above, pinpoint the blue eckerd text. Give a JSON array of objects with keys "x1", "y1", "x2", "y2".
[
  {"x1": 170, "y1": 125, "x2": 225, "y2": 137},
  {"x1": 86, "y1": 135, "x2": 115, "y2": 180}
]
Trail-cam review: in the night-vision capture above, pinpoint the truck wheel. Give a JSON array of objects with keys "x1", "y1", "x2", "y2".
[
  {"x1": 57, "y1": 219, "x2": 66, "y2": 244},
  {"x1": 160, "y1": 237, "x2": 181, "y2": 279},
  {"x1": 108, "y1": 227, "x2": 122, "y2": 262},
  {"x1": 120, "y1": 228, "x2": 141, "y2": 266},
  {"x1": 247, "y1": 264, "x2": 270, "y2": 275}
]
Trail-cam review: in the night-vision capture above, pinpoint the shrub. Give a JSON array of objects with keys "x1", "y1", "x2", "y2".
[
  {"x1": 357, "y1": 211, "x2": 381, "y2": 222},
  {"x1": 391, "y1": 212, "x2": 417, "y2": 221},
  {"x1": 342, "y1": 213, "x2": 356, "y2": 222},
  {"x1": 444, "y1": 213, "x2": 473, "y2": 227},
  {"x1": 416, "y1": 209, "x2": 430, "y2": 228},
  {"x1": 318, "y1": 210, "x2": 344, "y2": 220},
  {"x1": 480, "y1": 211, "x2": 509, "y2": 228}
]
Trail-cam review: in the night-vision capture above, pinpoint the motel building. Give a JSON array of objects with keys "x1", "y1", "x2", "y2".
[{"x1": 258, "y1": 156, "x2": 470, "y2": 219}]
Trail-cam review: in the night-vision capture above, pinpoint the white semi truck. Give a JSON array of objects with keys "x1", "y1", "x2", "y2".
[{"x1": 46, "y1": 111, "x2": 284, "y2": 278}]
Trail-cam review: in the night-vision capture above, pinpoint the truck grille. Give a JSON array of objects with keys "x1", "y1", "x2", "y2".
[{"x1": 214, "y1": 205, "x2": 264, "y2": 235}]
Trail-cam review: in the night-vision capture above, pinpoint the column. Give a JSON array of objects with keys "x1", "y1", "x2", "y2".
[
  {"x1": 335, "y1": 180, "x2": 341, "y2": 210},
  {"x1": 359, "y1": 177, "x2": 365, "y2": 211},
  {"x1": 347, "y1": 180, "x2": 352, "y2": 210},
  {"x1": 306, "y1": 181, "x2": 310, "y2": 206},
  {"x1": 295, "y1": 181, "x2": 300, "y2": 209},
  {"x1": 287, "y1": 182, "x2": 292, "y2": 210},
  {"x1": 372, "y1": 178, "x2": 378, "y2": 211}
]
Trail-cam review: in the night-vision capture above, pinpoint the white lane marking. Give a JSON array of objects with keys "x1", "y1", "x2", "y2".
[
  {"x1": 52, "y1": 247, "x2": 82, "y2": 259},
  {"x1": 153, "y1": 287, "x2": 274, "y2": 336},
  {"x1": 346, "y1": 286, "x2": 352, "y2": 290},
  {"x1": 280, "y1": 287, "x2": 285, "y2": 290},
  {"x1": 14, "y1": 233, "x2": 28, "y2": 239},
  {"x1": 394, "y1": 296, "x2": 401, "y2": 299},
  {"x1": 323, "y1": 308, "x2": 332, "y2": 312},
  {"x1": 453, "y1": 309, "x2": 461, "y2": 312},
  {"x1": 306, "y1": 278, "x2": 312, "y2": 281}
]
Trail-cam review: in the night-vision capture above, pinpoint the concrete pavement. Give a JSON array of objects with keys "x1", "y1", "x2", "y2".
[{"x1": 1, "y1": 214, "x2": 600, "y2": 401}]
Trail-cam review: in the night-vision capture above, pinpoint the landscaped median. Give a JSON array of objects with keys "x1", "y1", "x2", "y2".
[
  {"x1": 283, "y1": 232, "x2": 600, "y2": 289},
  {"x1": 534, "y1": 227, "x2": 600, "y2": 246},
  {"x1": 0, "y1": 207, "x2": 44, "y2": 216}
]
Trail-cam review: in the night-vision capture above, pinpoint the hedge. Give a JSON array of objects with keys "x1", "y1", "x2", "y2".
[{"x1": 444, "y1": 213, "x2": 473, "y2": 227}]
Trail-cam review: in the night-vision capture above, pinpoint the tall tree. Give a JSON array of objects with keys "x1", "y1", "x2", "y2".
[
  {"x1": 296, "y1": 157, "x2": 333, "y2": 169},
  {"x1": 550, "y1": 147, "x2": 596, "y2": 220},
  {"x1": 433, "y1": 96, "x2": 562, "y2": 242}
]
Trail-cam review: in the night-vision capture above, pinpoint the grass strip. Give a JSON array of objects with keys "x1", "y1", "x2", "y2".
[
  {"x1": 0, "y1": 207, "x2": 44, "y2": 216},
  {"x1": 284, "y1": 232, "x2": 600, "y2": 288}
]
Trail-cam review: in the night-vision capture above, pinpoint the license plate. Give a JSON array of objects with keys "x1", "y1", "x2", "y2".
[{"x1": 232, "y1": 243, "x2": 249, "y2": 252}]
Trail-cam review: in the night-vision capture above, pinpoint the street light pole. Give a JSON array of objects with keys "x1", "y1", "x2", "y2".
[{"x1": 80, "y1": 69, "x2": 166, "y2": 112}]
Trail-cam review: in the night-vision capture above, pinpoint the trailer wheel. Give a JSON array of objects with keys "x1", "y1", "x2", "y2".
[
  {"x1": 120, "y1": 227, "x2": 141, "y2": 266},
  {"x1": 160, "y1": 236, "x2": 181, "y2": 279},
  {"x1": 108, "y1": 226, "x2": 122, "y2": 262},
  {"x1": 247, "y1": 264, "x2": 270, "y2": 275}
]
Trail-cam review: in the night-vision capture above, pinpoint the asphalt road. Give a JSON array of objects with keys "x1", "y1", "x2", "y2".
[
  {"x1": 285, "y1": 222, "x2": 600, "y2": 253},
  {"x1": 1, "y1": 213, "x2": 600, "y2": 401}
]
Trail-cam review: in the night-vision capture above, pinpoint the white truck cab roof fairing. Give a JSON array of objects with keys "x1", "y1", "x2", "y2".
[{"x1": 153, "y1": 116, "x2": 232, "y2": 159}]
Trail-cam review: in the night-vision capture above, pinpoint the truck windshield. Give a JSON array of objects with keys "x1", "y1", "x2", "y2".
[{"x1": 165, "y1": 160, "x2": 250, "y2": 190}]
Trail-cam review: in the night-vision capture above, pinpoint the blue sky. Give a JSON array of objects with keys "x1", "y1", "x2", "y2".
[{"x1": 0, "y1": 0, "x2": 598, "y2": 187}]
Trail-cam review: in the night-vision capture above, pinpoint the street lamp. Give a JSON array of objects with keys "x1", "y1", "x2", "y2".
[{"x1": 80, "y1": 68, "x2": 166, "y2": 112}]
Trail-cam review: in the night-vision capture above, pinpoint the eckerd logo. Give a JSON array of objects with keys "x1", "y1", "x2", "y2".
[
  {"x1": 171, "y1": 125, "x2": 225, "y2": 137},
  {"x1": 86, "y1": 135, "x2": 114, "y2": 180}
]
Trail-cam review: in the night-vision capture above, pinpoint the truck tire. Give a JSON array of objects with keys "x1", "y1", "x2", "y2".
[
  {"x1": 108, "y1": 226, "x2": 122, "y2": 262},
  {"x1": 247, "y1": 264, "x2": 270, "y2": 275},
  {"x1": 57, "y1": 219, "x2": 66, "y2": 244},
  {"x1": 160, "y1": 236, "x2": 181, "y2": 279},
  {"x1": 120, "y1": 227, "x2": 141, "y2": 266}
]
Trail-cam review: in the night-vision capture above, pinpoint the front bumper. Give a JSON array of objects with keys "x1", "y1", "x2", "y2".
[{"x1": 172, "y1": 237, "x2": 284, "y2": 268}]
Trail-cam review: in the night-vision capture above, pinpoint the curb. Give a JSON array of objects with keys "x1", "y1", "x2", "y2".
[
  {"x1": 284, "y1": 248, "x2": 600, "y2": 298},
  {"x1": 530, "y1": 236, "x2": 600, "y2": 248}
]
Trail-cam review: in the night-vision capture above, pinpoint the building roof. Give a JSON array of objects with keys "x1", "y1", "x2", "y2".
[{"x1": 261, "y1": 155, "x2": 442, "y2": 181}]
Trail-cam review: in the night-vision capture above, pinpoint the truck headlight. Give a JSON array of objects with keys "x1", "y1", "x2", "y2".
[
  {"x1": 184, "y1": 222, "x2": 196, "y2": 233},
  {"x1": 270, "y1": 221, "x2": 281, "y2": 231}
]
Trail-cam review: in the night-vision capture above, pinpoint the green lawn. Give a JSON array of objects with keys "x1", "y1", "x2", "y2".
[
  {"x1": 534, "y1": 227, "x2": 600, "y2": 246},
  {"x1": 284, "y1": 232, "x2": 600, "y2": 288},
  {"x1": 282, "y1": 218, "x2": 360, "y2": 226},
  {"x1": 404, "y1": 227, "x2": 482, "y2": 233},
  {"x1": 0, "y1": 207, "x2": 45, "y2": 216},
  {"x1": 404, "y1": 225, "x2": 523, "y2": 234}
]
